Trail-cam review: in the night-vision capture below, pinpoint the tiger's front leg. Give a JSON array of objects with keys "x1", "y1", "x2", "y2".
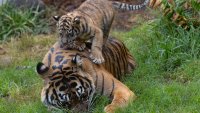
[
  {"x1": 89, "y1": 27, "x2": 105, "y2": 64},
  {"x1": 104, "y1": 81, "x2": 137, "y2": 113}
]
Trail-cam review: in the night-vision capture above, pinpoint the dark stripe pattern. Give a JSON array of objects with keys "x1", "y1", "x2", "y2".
[{"x1": 112, "y1": 0, "x2": 149, "y2": 11}]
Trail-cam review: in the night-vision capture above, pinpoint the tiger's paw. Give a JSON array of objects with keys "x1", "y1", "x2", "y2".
[
  {"x1": 77, "y1": 43, "x2": 86, "y2": 51},
  {"x1": 104, "y1": 104, "x2": 116, "y2": 113},
  {"x1": 89, "y1": 51, "x2": 105, "y2": 64}
]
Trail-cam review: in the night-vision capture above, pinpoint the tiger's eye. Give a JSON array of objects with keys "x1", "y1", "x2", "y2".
[{"x1": 70, "y1": 82, "x2": 77, "y2": 88}]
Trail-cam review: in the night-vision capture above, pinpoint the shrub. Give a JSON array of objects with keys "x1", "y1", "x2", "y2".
[
  {"x1": 151, "y1": 0, "x2": 200, "y2": 71},
  {"x1": 131, "y1": 0, "x2": 200, "y2": 72},
  {"x1": 162, "y1": 0, "x2": 200, "y2": 29},
  {"x1": 0, "y1": 3, "x2": 49, "y2": 41},
  {"x1": 152, "y1": 20, "x2": 200, "y2": 71}
]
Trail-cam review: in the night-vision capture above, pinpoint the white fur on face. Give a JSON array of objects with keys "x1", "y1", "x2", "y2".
[{"x1": 61, "y1": 37, "x2": 67, "y2": 43}]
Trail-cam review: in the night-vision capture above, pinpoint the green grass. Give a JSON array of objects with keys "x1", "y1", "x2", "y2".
[
  {"x1": 0, "y1": 61, "x2": 48, "y2": 113},
  {"x1": 1, "y1": 19, "x2": 200, "y2": 113},
  {"x1": 111, "y1": 19, "x2": 200, "y2": 113},
  {"x1": 114, "y1": 60, "x2": 200, "y2": 113}
]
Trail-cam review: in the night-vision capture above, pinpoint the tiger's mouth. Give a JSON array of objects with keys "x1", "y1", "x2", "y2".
[
  {"x1": 71, "y1": 101, "x2": 89, "y2": 112},
  {"x1": 60, "y1": 35, "x2": 77, "y2": 45}
]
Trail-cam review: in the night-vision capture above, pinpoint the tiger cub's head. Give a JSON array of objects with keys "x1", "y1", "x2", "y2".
[
  {"x1": 36, "y1": 54, "x2": 95, "y2": 111},
  {"x1": 53, "y1": 14, "x2": 82, "y2": 45}
]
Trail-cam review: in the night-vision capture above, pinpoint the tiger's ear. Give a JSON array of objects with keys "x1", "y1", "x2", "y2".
[
  {"x1": 36, "y1": 62, "x2": 49, "y2": 76},
  {"x1": 73, "y1": 16, "x2": 80, "y2": 25},
  {"x1": 72, "y1": 54, "x2": 82, "y2": 66},
  {"x1": 53, "y1": 16, "x2": 60, "y2": 21}
]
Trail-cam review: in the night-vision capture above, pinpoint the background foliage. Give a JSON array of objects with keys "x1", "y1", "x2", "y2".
[{"x1": 0, "y1": 3, "x2": 49, "y2": 41}]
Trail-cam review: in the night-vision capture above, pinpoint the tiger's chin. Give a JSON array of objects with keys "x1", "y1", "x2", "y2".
[
  {"x1": 60, "y1": 38, "x2": 73, "y2": 45},
  {"x1": 60, "y1": 40, "x2": 86, "y2": 51},
  {"x1": 41, "y1": 94, "x2": 90, "y2": 112},
  {"x1": 71, "y1": 101, "x2": 89, "y2": 112},
  {"x1": 42, "y1": 97, "x2": 90, "y2": 112}
]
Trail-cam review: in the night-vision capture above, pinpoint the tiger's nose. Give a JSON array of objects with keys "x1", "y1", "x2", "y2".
[
  {"x1": 68, "y1": 30, "x2": 72, "y2": 33},
  {"x1": 67, "y1": 30, "x2": 73, "y2": 35},
  {"x1": 68, "y1": 33, "x2": 74, "y2": 38}
]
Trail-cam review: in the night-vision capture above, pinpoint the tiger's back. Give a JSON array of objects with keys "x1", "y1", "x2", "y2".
[
  {"x1": 76, "y1": 0, "x2": 115, "y2": 40},
  {"x1": 102, "y1": 37, "x2": 136, "y2": 80}
]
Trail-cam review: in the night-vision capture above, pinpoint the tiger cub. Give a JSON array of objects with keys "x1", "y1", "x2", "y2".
[{"x1": 53, "y1": 0, "x2": 149, "y2": 64}]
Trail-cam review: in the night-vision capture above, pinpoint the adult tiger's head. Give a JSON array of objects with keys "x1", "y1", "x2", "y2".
[
  {"x1": 53, "y1": 14, "x2": 82, "y2": 45},
  {"x1": 36, "y1": 54, "x2": 95, "y2": 111}
]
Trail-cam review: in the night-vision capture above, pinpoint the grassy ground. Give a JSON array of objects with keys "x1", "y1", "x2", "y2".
[{"x1": 0, "y1": 20, "x2": 200, "y2": 113}]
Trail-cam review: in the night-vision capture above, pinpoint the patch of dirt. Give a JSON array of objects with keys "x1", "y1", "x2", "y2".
[
  {"x1": 163, "y1": 73, "x2": 191, "y2": 85},
  {"x1": 0, "y1": 34, "x2": 56, "y2": 68},
  {"x1": 0, "y1": 46, "x2": 12, "y2": 67},
  {"x1": 0, "y1": 47, "x2": 6, "y2": 55},
  {"x1": 0, "y1": 55, "x2": 13, "y2": 68}
]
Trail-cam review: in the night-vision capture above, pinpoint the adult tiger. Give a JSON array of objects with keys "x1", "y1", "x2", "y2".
[
  {"x1": 149, "y1": 0, "x2": 200, "y2": 29},
  {"x1": 53, "y1": 0, "x2": 149, "y2": 64},
  {"x1": 36, "y1": 36, "x2": 136, "y2": 113}
]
